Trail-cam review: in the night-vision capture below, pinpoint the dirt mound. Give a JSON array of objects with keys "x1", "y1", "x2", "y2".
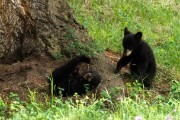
[
  {"x1": 91, "y1": 54, "x2": 125, "y2": 99},
  {"x1": 0, "y1": 52, "x2": 126, "y2": 102}
]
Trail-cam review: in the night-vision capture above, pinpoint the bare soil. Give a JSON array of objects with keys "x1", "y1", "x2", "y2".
[
  {"x1": 0, "y1": 50, "x2": 171, "y2": 102},
  {"x1": 0, "y1": 50, "x2": 123, "y2": 101}
]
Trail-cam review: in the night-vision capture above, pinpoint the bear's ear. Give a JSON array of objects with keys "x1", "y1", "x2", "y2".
[
  {"x1": 124, "y1": 27, "x2": 131, "y2": 36},
  {"x1": 134, "y1": 32, "x2": 142, "y2": 40}
]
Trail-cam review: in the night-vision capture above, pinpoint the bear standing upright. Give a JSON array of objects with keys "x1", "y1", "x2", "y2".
[{"x1": 115, "y1": 27, "x2": 156, "y2": 88}]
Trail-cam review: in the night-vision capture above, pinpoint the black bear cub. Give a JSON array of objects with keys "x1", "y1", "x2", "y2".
[
  {"x1": 68, "y1": 66, "x2": 101, "y2": 96},
  {"x1": 115, "y1": 27, "x2": 156, "y2": 88},
  {"x1": 50, "y1": 55, "x2": 101, "y2": 97}
]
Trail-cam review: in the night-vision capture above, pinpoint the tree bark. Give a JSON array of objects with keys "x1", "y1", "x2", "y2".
[{"x1": 0, "y1": 0, "x2": 91, "y2": 64}]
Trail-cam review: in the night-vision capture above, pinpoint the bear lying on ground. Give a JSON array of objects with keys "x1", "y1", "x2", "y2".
[
  {"x1": 50, "y1": 55, "x2": 101, "y2": 96},
  {"x1": 115, "y1": 27, "x2": 156, "y2": 88},
  {"x1": 69, "y1": 62, "x2": 101, "y2": 95}
]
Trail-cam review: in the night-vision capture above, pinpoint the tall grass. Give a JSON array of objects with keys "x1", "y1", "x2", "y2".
[
  {"x1": 0, "y1": 79, "x2": 179, "y2": 120},
  {"x1": 1, "y1": 84, "x2": 180, "y2": 120}
]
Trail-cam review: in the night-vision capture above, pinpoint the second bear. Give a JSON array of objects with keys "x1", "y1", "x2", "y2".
[{"x1": 50, "y1": 55, "x2": 101, "y2": 96}]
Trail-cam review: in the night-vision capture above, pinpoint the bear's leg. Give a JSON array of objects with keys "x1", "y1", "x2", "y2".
[
  {"x1": 137, "y1": 63, "x2": 153, "y2": 88},
  {"x1": 144, "y1": 65, "x2": 156, "y2": 89},
  {"x1": 143, "y1": 75, "x2": 152, "y2": 89},
  {"x1": 130, "y1": 64, "x2": 139, "y2": 75},
  {"x1": 130, "y1": 63, "x2": 152, "y2": 88},
  {"x1": 115, "y1": 55, "x2": 132, "y2": 74}
]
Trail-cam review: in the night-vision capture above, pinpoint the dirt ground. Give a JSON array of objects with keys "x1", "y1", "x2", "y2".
[
  {"x1": 0, "y1": 50, "x2": 170, "y2": 102},
  {"x1": 0, "y1": 50, "x2": 123, "y2": 101}
]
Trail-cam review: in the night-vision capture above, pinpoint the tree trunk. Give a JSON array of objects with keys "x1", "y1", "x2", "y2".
[
  {"x1": 0, "y1": 0, "x2": 94, "y2": 101},
  {"x1": 0, "y1": 0, "x2": 91, "y2": 64}
]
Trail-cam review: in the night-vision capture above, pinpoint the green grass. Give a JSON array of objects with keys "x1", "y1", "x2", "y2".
[
  {"x1": 67, "y1": 0, "x2": 180, "y2": 72},
  {"x1": 1, "y1": 0, "x2": 180, "y2": 119},
  {"x1": 1, "y1": 79, "x2": 180, "y2": 119},
  {"x1": 1, "y1": 82, "x2": 180, "y2": 120},
  {"x1": 1, "y1": 80, "x2": 180, "y2": 120}
]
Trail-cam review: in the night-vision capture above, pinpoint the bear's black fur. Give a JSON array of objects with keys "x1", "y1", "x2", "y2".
[
  {"x1": 50, "y1": 55, "x2": 101, "y2": 96},
  {"x1": 67, "y1": 70, "x2": 101, "y2": 96},
  {"x1": 115, "y1": 27, "x2": 156, "y2": 88}
]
